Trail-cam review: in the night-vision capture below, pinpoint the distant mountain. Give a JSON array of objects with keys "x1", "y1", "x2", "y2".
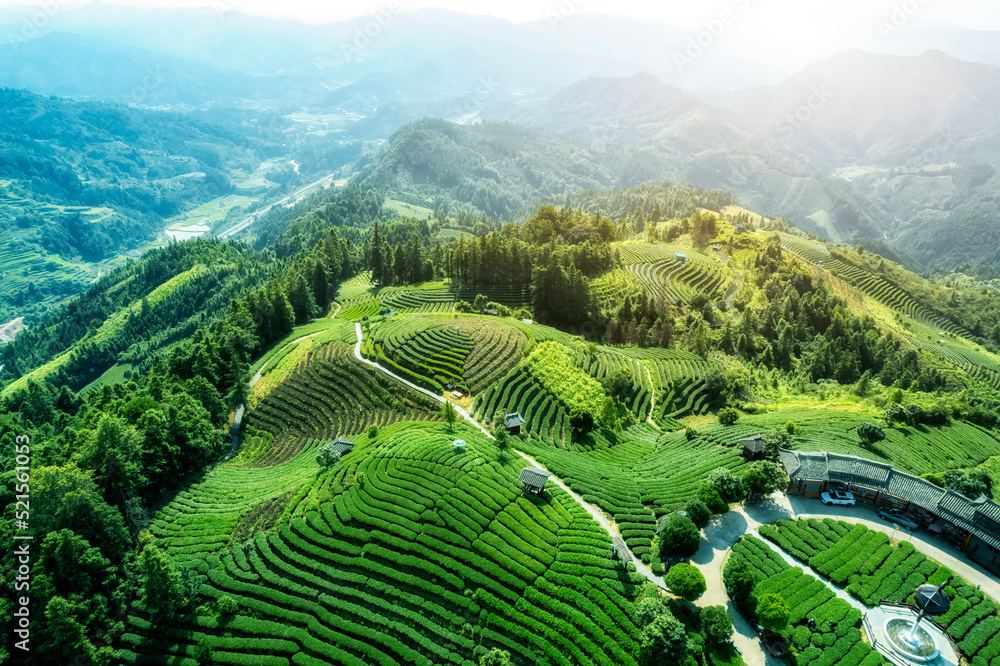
[
  {"x1": 352, "y1": 118, "x2": 620, "y2": 220},
  {"x1": 0, "y1": 87, "x2": 277, "y2": 323},
  {"x1": 0, "y1": 31, "x2": 314, "y2": 106},
  {"x1": 718, "y1": 50, "x2": 1000, "y2": 165},
  {"x1": 510, "y1": 53, "x2": 1000, "y2": 270}
]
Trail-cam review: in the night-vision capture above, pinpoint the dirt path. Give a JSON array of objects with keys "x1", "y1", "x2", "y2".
[
  {"x1": 349, "y1": 325, "x2": 767, "y2": 652},
  {"x1": 250, "y1": 331, "x2": 323, "y2": 387},
  {"x1": 644, "y1": 365, "x2": 660, "y2": 430}
]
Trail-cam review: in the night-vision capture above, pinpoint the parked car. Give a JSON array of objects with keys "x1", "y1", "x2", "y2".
[
  {"x1": 877, "y1": 507, "x2": 920, "y2": 530},
  {"x1": 820, "y1": 490, "x2": 856, "y2": 506}
]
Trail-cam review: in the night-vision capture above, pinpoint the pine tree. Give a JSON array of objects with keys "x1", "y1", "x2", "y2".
[{"x1": 370, "y1": 221, "x2": 385, "y2": 284}]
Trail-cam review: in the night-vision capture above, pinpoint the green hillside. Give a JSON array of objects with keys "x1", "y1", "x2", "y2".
[{"x1": 6, "y1": 178, "x2": 1000, "y2": 665}]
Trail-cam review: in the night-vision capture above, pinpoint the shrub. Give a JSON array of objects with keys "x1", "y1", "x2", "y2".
[
  {"x1": 684, "y1": 500, "x2": 711, "y2": 529},
  {"x1": 756, "y1": 593, "x2": 790, "y2": 632},
  {"x1": 685, "y1": 427, "x2": 698, "y2": 441},
  {"x1": 218, "y1": 595, "x2": 238, "y2": 616},
  {"x1": 857, "y1": 422, "x2": 885, "y2": 448},
  {"x1": 367, "y1": 425, "x2": 379, "y2": 439},
  {"x1": 664, "y1": 563, "x2": 706, "y2": 602},
  {"x1": 708, "y1": 468, "x2": 745, "y2": 504},
  {"x1": 718, "y1": 408, "x2": 740, "y2": 426},
  {"x1": 883, "y1": 402, "x2": 905, "y2": 425},
  {"x1": 904, "y1": 404, "x2": 925, "y2": 425},
  {"x1": 699, "y1": 485, "x2": 728, "y2": 515},
  {"x1": 742, "y1": 461, "x2": 788, "y2": 495},
  {"x1": 316, "y1": 442, "x2": 342, "y2": 468},
  {"x1": 639, "y1": 610, "x2": 688, "y2": 665},
  {"x1": 701, "y1": 605, "x2": 734, "y2": 642},
  {"x1": 785, "y1": 421, "x2": 797, "y2": 435},
  {"x1": 479, "y1": 648, "x2": 511, "y2": 666},
  {"x1": 659, "y1": 514, "x2": 701, "y2": 560},
  {"x1": 921, "y1": 473, "x2": 945, "y2": 487},
  {"x1": 635, "y1": 596, "x2": 670, "y2": 627}
]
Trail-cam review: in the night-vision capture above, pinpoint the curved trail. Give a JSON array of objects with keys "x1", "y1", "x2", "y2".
[
  {"x1": 353, "y1": 323, "x2": 673, "y2": 590},
  {"x1": 345, "y1": 325, "x2": 784, "y2": 657},
  {"x1": 644, "y1": 365, "x2": 660, "y2": 430},
  {"x1": 225, "y1": 321, "x2": 772, "y2": 664}
]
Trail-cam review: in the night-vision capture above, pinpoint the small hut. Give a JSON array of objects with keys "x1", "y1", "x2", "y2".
[
  {"x1": 519, "y1": 467, "x2": 551, "y2": 495},
  {"x1": 675, "y1": 252, "x2": 688, "y2": 261},
  {"x1": 453, "y1": 439, "x2": 467, "y2": 449},
  {"x1": 505, "y1": 412, "x2": 526, "y2": 435},
  {"x1": 741, "y1": 434, "x2": 765, "y2": 459},
  {"x1": 330, "y1": 436, "x2": 354, "y2": 456}
]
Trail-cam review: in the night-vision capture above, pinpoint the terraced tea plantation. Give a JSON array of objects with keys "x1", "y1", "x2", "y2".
[
  {"x1": 124, "y1": 422, "x2": 647, "y2": 666},
  {"x1": 733, "y1": 407, "x2": 1000, "y2": 476},
  {"x1": 618, "y1": 243, "x2": 728, "y2": 305},
  {"x1": 779, "y1": 233, "x2": 1000, "y2": 393},
  {"x1": 475, "y1": 366, "x2": 571, "y2": 444},
  {"x1": 727, "y1": 535, "x2": 886, "y2": 666},
  {"x1": 759, "y1": 518, "x2": 1000, "y2": 665},
  {"x1": 364, "y1": 317, "x2": 476, "y2": 392},
  {"x1": 519, "y1": 425, "x2": 749, "y2": 561},
  {"x1": 245, "y1": 340, "x2": 442, "y2": 454}
]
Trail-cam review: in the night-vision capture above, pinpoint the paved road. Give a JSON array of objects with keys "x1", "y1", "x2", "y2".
[
  {"x1": 694, "y1": 492, "x2": 1000, "y2": 665},
  {"x1": 216, "y1": 171, "x2": 340, "y2": 240}
]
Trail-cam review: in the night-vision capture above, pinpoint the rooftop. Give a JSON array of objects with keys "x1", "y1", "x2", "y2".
[
  {"x1": 518, "y1": 467, "x2": 551, "y2": 489},
  {"x1": 505, "y1": 412, "x2": 526, "y2": 428},
  {"x1": 779, "y1": 448, "x2": 1000, "y2": 549}
]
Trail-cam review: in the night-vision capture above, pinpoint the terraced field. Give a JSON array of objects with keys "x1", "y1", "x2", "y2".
[
  {"x1": 575, "y1": 348, "x2": 653, "y2": 421},
  {"x1": 364, "y1": 318, "x2": 476, "y2": 392},
  {"x1": 474, "y1": 366, "x2": 570, "y2": 444},
  {"x1": 124, "y1": 422, "x2": 646, "y2": 666},
  {"x1": 728, "y1": 534, "x2": 886, "y2": 666},
  {"x1": 618, "y1": 243, "x2": 727, "y2": 305},
  {"x1": 460, "y1": 318, "x2": 528, "y2": 393},
  {"x1": 147, "y1": 435, "x2": 327, "y2": 574},
  {"x1": 778, "y1": 236, "x2": 1000, "y2": 391},
  {"x1": 733, "y1": 407, "x2": 1000, "y2": 476},
  {"x1": 453, "y1": 284, "x2": 531, "y2": 306},
  {"x1": 780, "y1": 237, "x2": 967, "y2": 336},
  {"x1": 245, "y1": 341, "x2": 442, "y2": 456},
  {"x1": 590, "y1": 269, "x2": 642, "y2": 317},
  {"x1": 617, "y1": 347, "x2": 723, "y2": 428},
  {"x1": 378, "y1": 286, "x2": 456, "y2": 313},
  {"x1": 760, "y1": 518, "x2": 1000, "y2": 665},
  {"x1": 518, "y1": 425, "x2": 749, "y2": 561}
]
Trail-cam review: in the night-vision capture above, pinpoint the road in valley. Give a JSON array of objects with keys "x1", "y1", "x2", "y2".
[{"x1": 216, "y1": 170, "x2": 341, "y2": 240}]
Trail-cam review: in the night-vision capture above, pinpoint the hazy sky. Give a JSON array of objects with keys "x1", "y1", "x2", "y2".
[{"x1": 2, "y1": 0, "x2": 999, "y2": 31}]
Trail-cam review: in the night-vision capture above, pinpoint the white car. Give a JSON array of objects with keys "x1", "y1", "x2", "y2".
[{"x1": 820, "y1": 490, "x2": 856, "y2": 506}]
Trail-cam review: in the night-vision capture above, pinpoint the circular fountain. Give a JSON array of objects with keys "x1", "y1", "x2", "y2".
[
  {"x1": 882, "y1": 583, "x2": 950, "y2": 663},
  {"x1": 883, "y1": 617, "x2": 940, "y2": 662}
]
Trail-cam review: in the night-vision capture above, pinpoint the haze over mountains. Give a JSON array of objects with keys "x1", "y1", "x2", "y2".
[{"x1": 2, "y1": 1, "x2": 1000, "y2": 281}]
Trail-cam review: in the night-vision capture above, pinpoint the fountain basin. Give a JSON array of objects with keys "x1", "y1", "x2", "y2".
[{"x1": 883, "y1": 618, "x2": 940, "y2": 663}]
